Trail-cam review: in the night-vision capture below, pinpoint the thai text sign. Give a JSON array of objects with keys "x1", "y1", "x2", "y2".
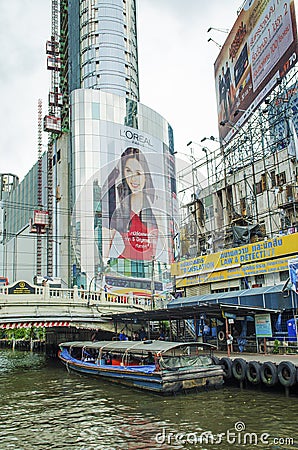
[
  {"x1": 175, "y1": 256, "x2": 289, "y2": 288},
  {"x1": 8, "y1": 281, "x2": 36, "y2": 295},
  {"x1": 172, "y1": 233, "x2": 298, "y2": 278}
]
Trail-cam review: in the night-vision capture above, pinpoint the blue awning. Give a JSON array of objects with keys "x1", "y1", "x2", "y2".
[{"x1": 168, "y1": 284, "x2": 293, "y2": 311}]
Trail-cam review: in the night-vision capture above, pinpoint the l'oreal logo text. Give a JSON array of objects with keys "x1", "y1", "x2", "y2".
[{"x1": 120, "y1": 129, "x2": 153, "y2": 146}]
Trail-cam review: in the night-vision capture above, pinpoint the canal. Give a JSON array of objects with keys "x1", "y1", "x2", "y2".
[{"x1": 0, "y1": 350, "x2": 297, "y2": 449}]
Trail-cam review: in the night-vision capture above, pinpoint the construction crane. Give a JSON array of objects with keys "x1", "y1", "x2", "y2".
[{"x1": 43, "y1": 0, "x2": 61, "y2": 277}]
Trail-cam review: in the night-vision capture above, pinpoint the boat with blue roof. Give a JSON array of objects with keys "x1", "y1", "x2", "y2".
[{"x1": 58, "y1": 340, "x2": 224, "y2": 393}]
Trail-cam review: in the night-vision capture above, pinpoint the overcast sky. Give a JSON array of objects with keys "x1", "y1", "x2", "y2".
[{"x1": 0, "y1": 0, "x2": 243, "y2": 181}]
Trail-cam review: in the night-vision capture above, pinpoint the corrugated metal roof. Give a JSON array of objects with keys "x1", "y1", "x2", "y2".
[
  {"x1": 167, "y1": 284, "x2": 287, "y2": 308},
  {"x1": 59, "y1": 340, "x2": 214, "y2": 353}
]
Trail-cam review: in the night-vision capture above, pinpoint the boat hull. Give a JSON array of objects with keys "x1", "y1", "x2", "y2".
[{"x1": 59, "y1": 351, "x2": 224, "y2": 394}]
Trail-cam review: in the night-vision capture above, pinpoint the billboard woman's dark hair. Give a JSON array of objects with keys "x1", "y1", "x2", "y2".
[{"x1": 105, "y1": 147, "x2": 156, "y2": 232}]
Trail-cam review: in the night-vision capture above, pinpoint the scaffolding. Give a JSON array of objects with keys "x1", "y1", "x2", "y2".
[{"x1": 179, "y1": 66, "x2": 298, "y2": 258}]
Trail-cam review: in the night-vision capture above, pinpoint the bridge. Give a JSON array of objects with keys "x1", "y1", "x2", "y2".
[{"x1": 0, "y1": 280, "x2": 166, "y2": 333}]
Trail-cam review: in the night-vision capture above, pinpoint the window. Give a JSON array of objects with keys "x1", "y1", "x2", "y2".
[
  {"x1": 131, "y1": 260, "x2": 137, "y2": 277},
  {"x1": 204, "y1": 194, "x2": 213, "y2": 207},
  {"x1": 270, "y1": 170, "x2": 276, "y2": 187},
  {"x1": 261, "y1": 173, "x2": 267, "y2": 191},
  {"x1": 255, "y1": 274, "x2": 265, "y2": 286},
  {"x1": 92, "y1": 102, "x2": 100, "y2": 119},
  {"x1": 276, "y1": 171, "x2": 286, "y2": 186},
  {"x1": 280, "y1": 271, "x2": 289, "y2": 282},
  {"x1": 197, "y1": 201, "x2": 205, "y2": 222},
  {"x1": 286, "y1": 185, "x2": 294, "y2": 201},
  {"x1": 240, "y1": 198, "x2": 246, "y2": 215},
  {"x1": 255, "y1": 181, "x2": 263, "y2": 194},
  {"x1": 255, "y1": 174, "x2": 267, "y2": 194}
]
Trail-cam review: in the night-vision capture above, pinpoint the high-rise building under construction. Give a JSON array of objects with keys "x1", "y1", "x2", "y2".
[{"x1": 29, "y1": 0, "x2": 178, "y2": 294}]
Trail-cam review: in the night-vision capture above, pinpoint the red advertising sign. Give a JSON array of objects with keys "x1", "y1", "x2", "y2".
[{"x1": 215, "y1": 0, "x2": 298, "y2": 143}]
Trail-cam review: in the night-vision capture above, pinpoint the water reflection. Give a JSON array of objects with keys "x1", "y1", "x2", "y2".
[{"x1": 0, "y1": 350, "x2": 297, "y2": 449}]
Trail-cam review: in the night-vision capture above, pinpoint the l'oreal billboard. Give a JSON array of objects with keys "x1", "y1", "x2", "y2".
[
  {"x1": 71, "y1": 90, "x2": 179, "y2": 283},
  {"x1": 99, "y1": 128, "x2": 177, "y2": 266},
  {"x1": 215, "y1": 0, "x2": 298, "y2": 143}
]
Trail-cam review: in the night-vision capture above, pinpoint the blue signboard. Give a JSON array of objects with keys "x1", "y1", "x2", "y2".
[{"x1": 255, "y1": 314, "x2": 272, "y2": 338}]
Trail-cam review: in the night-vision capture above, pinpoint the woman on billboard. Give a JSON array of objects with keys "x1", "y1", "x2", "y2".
[{"x1": 102, "y1": 147, "x2": 158, "y2": 261}]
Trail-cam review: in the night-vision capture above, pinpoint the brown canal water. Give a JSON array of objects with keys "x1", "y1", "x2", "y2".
[{"x1": 0, "y1": 349, "x2": 297, "y2": 450}]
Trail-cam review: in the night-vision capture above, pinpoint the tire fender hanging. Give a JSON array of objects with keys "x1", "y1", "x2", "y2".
[
  {"x1": 260, "y1": 361, "x2": 278, "y2": 386},
  {"x1": 246, "y1": 360, "x2": 261, "y2": 385},
  {"x1": 219, "y1": 357, "x2": 232, "y2": 379},
  {"x1": 277, "y1": 361, "x2": 296, "y2": 387},
  {"x1": 232, "y1": 358, "x2": 247, "y2": 381}
]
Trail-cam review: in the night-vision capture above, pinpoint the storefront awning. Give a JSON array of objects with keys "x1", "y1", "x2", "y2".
[
  {"x1": 106, "y1": 302, "x2": 280, "y2": 324},
  {"x1": 168, "y1": 284, "x2": 293, "y2": 310},
  {"x1": 0, "y1": 321, "x2": 70, "y2": 329}
]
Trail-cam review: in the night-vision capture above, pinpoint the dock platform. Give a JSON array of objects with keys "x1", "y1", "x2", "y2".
[
  {"x1": 213, "y1": 351, "x2": 298, "y2": 391},
  {"x1": 214, "y1": 351, "x2": 298, "y2": 366}
]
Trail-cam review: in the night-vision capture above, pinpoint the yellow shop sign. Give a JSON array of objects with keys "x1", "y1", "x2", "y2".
[{"x1": 172, "y1": 234, "x2": 298, "y2": 278}]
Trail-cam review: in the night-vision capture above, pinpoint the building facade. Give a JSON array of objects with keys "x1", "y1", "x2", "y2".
[
  {"x1": 176, "y1": 87, "x2": 298, "y2": 298},
  {"x1": 69, "y1": 89, "x2": 177, "y2": 289},
  {"x1": 174, "y1": 0, "x2": 298, "y2": 301}
]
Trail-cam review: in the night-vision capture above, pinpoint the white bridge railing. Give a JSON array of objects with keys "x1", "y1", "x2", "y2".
[{"x1": 0, "y1": 283, "x2": 168, "y2": 310}]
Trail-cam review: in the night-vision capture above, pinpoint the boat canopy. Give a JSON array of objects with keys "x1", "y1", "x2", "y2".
[{"x1": 59, "y1": 340, "x2": 215, "y2": 354}]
